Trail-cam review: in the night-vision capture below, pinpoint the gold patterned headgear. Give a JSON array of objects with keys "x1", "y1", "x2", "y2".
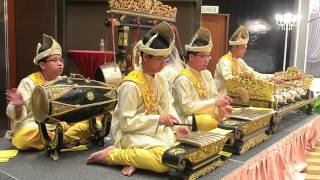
[
  {"x1": 33, "y1": 34, "x2": 62, "y2": 65},
  {"x1": 229, "y1": 25, "x2": 249, "y2": 46},
  {"x1": 137, "y1": 21, "x2": 175, "y2": 57},
  {"x1": 185, "y1": 27, "x2": 212, "y2": 53}
]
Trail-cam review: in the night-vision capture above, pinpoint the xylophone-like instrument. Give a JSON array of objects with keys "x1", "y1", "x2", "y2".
[
  {"x1": 226, "y1": 67, "x2": 316, "y2": 133},
  {"x1": 162, "y1": 130, "x2": 233, "y2": 180},
  {"x1": 218, "y1": 107, "x2": 275, "y2": 154}
]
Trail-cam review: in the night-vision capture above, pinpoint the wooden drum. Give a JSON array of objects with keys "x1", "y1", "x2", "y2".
[{"x1": 31, "y1": 74, "x2": 117, "y2": 124}]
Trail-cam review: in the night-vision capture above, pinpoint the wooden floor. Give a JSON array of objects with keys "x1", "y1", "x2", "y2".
[{"x1": 306, "y1": 140, "x2": 320, "y2": 180}]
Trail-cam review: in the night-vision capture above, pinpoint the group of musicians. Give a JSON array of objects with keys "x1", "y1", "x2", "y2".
[{"x1": 6, "y1": 21, "x2": 282, "y2": 176}]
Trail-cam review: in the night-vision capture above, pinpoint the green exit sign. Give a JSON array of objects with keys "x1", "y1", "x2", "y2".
[{"x1": 201, "y1": 6, "x2": 219, "y2": 14}]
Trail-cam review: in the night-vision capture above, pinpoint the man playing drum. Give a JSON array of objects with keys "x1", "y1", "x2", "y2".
[
  {"x1": 86, "y1": 22, "x2": 189, "y2": 176},
  {"x1": 6, "y1": 34, "x2": 92, "y2": 150},
  {"x1": 172, "y1": 27, "x2": 233, "y2": 131}
]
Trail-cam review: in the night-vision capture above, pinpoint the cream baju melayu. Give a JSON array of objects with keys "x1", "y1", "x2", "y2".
[
  {"x1": 6, "y1": 72, "x2": 92, "y2": 150},
  {"x1": 108, "y1": 69, "x2": 180, "y2": 173},
  {"x1": 158, "y1": 48, "x2": 185, "y2": 92},
  {"x1": 173, "y1": 65, "x2": 220, "y2": 131},
  {"x1": 214, "y1": 52, "x2": 269, "y2": 96}
]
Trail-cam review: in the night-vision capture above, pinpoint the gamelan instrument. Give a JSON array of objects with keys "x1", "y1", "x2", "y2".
[
  {"x1": 107, "y1": 0, "x2": 177, "y2": 23},
  {"x1": 31, "y1": 74, "x2": 117, "y2": 159},
  {"x1": 218, "y1": 107, "x2": 275, "y2": 154},
  {"x1": 226, "y1": 67, "x2": 316, "y2": 133},
  {"x1": 104, "y1": 0, "x2": 179, "y2": 75},
  {"x1": 162, "y1": 130, "x2": 234, "y2": 180},
  {"x1": 95, "y1": 61, "x2": 122, "y2": 85}
]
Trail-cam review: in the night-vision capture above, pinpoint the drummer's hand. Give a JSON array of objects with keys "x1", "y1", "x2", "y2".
[
  {"x1": 214, "y1": 98, "x2": 229, "y2": 107},
  {"x1": 159, "y1": 114, "x2": 178, "y2": 127},
  {"x1": 6, "y1": 88, "x2": 24, "y2": 107},
  {"x1": 175, "y1": 126, "x2": 190, "y2": 138}
]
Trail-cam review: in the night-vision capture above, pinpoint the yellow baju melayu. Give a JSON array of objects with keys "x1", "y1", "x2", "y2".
[
  {"x1": 214, "y1": 52, "x2": 269, "y2": 96},
  {"x1": 173, "y1": 66, "x2": 220, "y2": 131},
  {"x1": 107, "y1": 69, "x2": 179, "y2": 173},
  {"x1": 6, "y1": 72, "x2": 92, "y2": 150}
]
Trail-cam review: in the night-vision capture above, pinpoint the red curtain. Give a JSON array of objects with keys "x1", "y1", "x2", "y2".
[{"x1": 68, "y1": 50, "x2": 114, "y2": 78}]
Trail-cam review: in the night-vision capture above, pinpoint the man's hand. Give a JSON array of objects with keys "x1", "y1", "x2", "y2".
[
  {"x1": 159, "y1": 114, "x2": 178, "y2": 127},
  {"x1": 223, "y1": 96, "x2": 233, "y2": 104},
  {"x1": 214, "y1": 98, "x2": 229, "y2": 107},
  {"x1": 219, "y1": 105, "x2": 233, "y2": 116},
  {"x1": 214, "y1": 96, "x2": 234, "y2": 121},
  {"x1": 271, "y1": 77, "x2": 284, "y2": 84},
  {"x1": 215, "y1": 105, "x2": 233, "y2": 122},
  {"x1": 175, "y1": 126, "x2": 190, "y2": 138},
  {"x1": 6, "y1": 88, "x2": 24, "y2": 107}
]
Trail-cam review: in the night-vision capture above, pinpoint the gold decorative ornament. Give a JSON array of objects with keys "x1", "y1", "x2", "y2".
[
  {"x1": 122, "y1": 70, "x2": 158, "y2": 114},
  {"x1": 226, "y1": 71, "x2": 274, "y2": 102},
  {"x1": 168, "y1": 148, "x2": 186, "y2": 156},
  {"x1": 107, "y1": 0, "x2": 177, "y2": 22},
  {"x1": 87, "y1": 91, "x2": 95, "y2": 101},
  {"x1": 274, "y1": 66, "x2": 313, "y2": 89},
  {"x1": 184, "y1": 140, "x2": 226, "y2": 164},
  {"x1": 226, "y1": 67, "x2": 314, "y2": 108},
  {"x1": 239, "y1": 133, "x2": 270, "y2": 154},
  {"x1": 188, "y1": 158, "x2": 225, "y2": 180}
]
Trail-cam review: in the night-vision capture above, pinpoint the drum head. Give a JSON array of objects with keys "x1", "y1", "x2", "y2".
[{"x1": 31, "y1": 86, "x2": 49, "y2": 123}]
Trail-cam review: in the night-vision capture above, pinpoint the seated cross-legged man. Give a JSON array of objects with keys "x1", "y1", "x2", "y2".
[
  {"x1": 6, "y1": 34, "x2": 92, "y2": 150},
  {"x1": 214, "y1": 25, "x2": 282, "y2": 96},
  {"x1": 172, "y1": 27, "x2": 233, "y2": 131},
  {"x1": 86, "y1": 22, "x2": 190, "y2": 176}
]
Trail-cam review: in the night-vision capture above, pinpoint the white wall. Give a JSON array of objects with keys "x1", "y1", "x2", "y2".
[{"x1": 289, "y1": 0, "x2": 310, "y2": 72}]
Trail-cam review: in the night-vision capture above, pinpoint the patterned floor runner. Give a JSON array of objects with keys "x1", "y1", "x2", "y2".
[{"x1": 305, "y1": 140, "x2": 320, "y2": 180}]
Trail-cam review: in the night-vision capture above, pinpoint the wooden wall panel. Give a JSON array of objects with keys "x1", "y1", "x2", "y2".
[
  {"x1": 15, "y1": 0, "x2": 56, "y2": 83},
  {"x1": 8, "y1": 0, "x2": 16, "y2": 89},
  {"x1": 201, "y1": 14, "x2": 229, "y2": 74},
  {"x1": 64, "y1": 0, "x2": 202, "y2": 73}
]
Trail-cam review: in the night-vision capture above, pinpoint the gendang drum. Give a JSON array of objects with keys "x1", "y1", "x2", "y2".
[{"x1": 31, "y1": 74, "x2": 117, "y2": 124}]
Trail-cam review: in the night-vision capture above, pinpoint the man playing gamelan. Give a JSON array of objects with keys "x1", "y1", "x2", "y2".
[
  {"x1": 172, "y1": 27, "x2": 233, "y2": 131},
  {"x1": 86, "y1": 22, "x2": 189, "y2": 176},
  {"x1": 6, "y1": 34, "x2": 92, "y2": 150},
  {"x1": 214, "y1": 25, "x2": 282, "y2": 96}
]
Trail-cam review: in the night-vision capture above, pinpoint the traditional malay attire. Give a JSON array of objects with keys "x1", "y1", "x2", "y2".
[
  {"x1": 106, "y1": 22, "x2": 180, "y2": 173},
  {"x1": 214, "y1": 25, "x2": 269, "y2": 96},
  {"x1": 133, "y1": 45, "x2": 185, "y2": 92},
  {"x1": 172, "y1": 27, "x2": 221, "y2": 131},
  {"x1": 6, "y1": 34, "x2": 91, "y2": 150},
  {"x1": 158, "y1": 47, "x2": 185, "y2": 91}
]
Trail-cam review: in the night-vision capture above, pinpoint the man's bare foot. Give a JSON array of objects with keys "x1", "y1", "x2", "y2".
[
  {"x1": 86, "y1": 146, "x2": 115, "y2": 164},
  {"x1": 122, "y1": 165, "x2": 136, "y2": 176}
]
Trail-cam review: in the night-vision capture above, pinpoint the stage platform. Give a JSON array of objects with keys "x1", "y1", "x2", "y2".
[{"x1": 0, "y1": 112, "x2": 319, "y2": 180}]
